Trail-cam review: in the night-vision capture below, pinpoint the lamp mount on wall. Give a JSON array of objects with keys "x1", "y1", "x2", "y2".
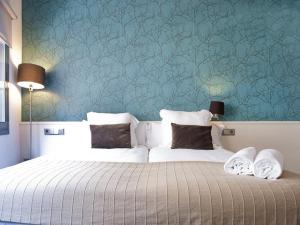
[
  {"x1": 209, "y1": 101, "x2": 224, "y2": 121},
  {"x1": 17, "y1": 63, "x2": 45, "y2": 159}
]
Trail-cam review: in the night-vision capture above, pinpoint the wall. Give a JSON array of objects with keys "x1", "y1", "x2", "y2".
[
  {"x1": 0, "y1": 0, "x2": 22, "y2": 168},
  {"x1": 219, "y1": 121, "x2": 300, "y2": 173},
  {"x1": 22, "y1": 0, "x2": 300, "y2": 121}
]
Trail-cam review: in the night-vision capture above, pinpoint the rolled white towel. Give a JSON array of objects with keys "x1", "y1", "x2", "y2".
[
  {"x1": 253, "y1": 149, "x2": 284, "y2": 180},
  {"x1": 224, "y1": 147, "x2": 256, "y2": 175}
]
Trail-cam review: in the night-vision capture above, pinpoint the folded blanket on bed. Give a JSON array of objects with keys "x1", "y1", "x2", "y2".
[
  {"x1": 224, "y1": 147, "x2": 256, "y2": 175},
  {"x1": 253, "y1": 149, "x2": 284, "y2": 180}
]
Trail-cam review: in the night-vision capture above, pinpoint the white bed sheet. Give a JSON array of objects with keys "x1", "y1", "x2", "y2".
[
  {"x1": 40, "y1": 146, "x2": 149, "y2": 163},
  {"x1": 149, "y1": 146, "x2": 234, "y2": 163}
]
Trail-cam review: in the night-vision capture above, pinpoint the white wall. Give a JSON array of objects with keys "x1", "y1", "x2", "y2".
[
  {"x1": 219, "y1": 121, "x2": 300, "y2": 174},
  {"x1": 20, "y1": 121, "x2": 300, "y2": 174},
  {"x1": 0, "y1": 0, "x2": 22, "y2": 168}
]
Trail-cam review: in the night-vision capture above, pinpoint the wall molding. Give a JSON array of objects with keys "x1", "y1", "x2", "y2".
[
  {"x1": 20, "y1": 121, "x2": 300, "y2": 125},
  {"x1": 0, "y1": 0, "x2": 17, "y2": 20}
]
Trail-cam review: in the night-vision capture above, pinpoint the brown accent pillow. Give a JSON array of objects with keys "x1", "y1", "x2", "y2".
[
  {"x1": 171, "y1": 123, "x2": 213, "y2": 150},
  {"x1": 90, "y1": 123, "x2": 131, "y2": 148}
]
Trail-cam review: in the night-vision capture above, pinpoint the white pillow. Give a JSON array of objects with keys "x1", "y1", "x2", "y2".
[
  {"x1": 86, "y1": 112, "x2": 139, "y2": 147},
  {"x1": 159, "y1": 109, "x2": 213, "y2": 147}
]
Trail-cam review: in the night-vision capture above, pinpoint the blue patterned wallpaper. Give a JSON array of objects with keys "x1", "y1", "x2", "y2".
[{"x1": 22, "y1": 0, "x2": 300, "y2": 121}]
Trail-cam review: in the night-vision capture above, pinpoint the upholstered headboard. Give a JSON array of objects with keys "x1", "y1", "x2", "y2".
[{"x1": 19, "y1": 121, "x2": 222, "y2": 158}]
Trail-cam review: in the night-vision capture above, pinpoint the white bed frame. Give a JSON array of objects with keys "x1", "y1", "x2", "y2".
[{"x1": 18, "y1": 121, "x2": 222, "y2": 159}]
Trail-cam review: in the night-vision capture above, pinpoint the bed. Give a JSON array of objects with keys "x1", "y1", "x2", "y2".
[
  {"x1": 0, "y1": 155, "x2": 300, "y2": 225},
  {"x1": 149, "y1": 146, "x2": 234, "y2": 162},
  {"x1": 3, "y1": 111, "x2": 300, "y2": 225},
  {"x1": 42, "y1": 146, "x2": 149, "y2": 163}
]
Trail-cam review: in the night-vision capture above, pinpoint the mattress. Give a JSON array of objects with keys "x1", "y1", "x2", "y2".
[
  {"x1": 0, "y1": 158, "x2": 299, "y2": 225},
  {"x1": 149, "y1": 146, "x2": 234, "y2": 162}
]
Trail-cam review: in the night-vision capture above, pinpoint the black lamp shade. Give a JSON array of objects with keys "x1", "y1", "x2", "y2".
[
  {"x1": 209, "y1": 101, "x2": 224, "y2": 115},
  {"x1": 17, "y1": 63, "x2": 45, "y2": 90}
]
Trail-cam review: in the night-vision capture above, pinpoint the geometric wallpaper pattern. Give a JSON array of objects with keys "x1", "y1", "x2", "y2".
[{"x1": 22, "y1": 0, "x2": 300, "y2": 121}]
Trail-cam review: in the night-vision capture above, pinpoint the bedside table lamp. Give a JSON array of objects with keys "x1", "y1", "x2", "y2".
[
  {"x1": 209, "y1": 101, "x2": 224, "y2": 121},
  {"x1": 17, "y1": 63, "x2": 45, "y2": 159}
]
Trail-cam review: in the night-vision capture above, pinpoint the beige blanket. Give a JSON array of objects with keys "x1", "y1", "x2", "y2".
[{"x1": 0, "y1": 158, "x2": 299, "y2": 225}]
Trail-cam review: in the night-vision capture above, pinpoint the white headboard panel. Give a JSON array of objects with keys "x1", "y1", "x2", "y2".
[
  {"x1": 19, "y1": 121, "x2": 300, "y2": 173},
  {"x1": 19, "y1": 121, "x2": 163, "y2": 159}
]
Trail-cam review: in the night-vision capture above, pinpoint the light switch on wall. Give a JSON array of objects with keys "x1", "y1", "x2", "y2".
[
  {"x1": 222, "y1": 129, "x2": 235, "y2": 136},
  {"x1": 44, "y1": 128, "x2": 65, "y2": 135}
]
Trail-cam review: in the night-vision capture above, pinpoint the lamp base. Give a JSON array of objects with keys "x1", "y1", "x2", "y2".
[
  {"x1": 211, "y1": 114, "x2": 220, "y2": 121},
  {"x1": 29, "y1": 88, "x2": 33, "y2": 159}
]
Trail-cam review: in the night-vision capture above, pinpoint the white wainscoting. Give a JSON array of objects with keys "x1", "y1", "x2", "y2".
[
  {"x1": 219, "y1": 121, "x2": 300, "y2": 174},
  {"x1": 20, "y1": 121, "x2": 300, "y2": 173}
]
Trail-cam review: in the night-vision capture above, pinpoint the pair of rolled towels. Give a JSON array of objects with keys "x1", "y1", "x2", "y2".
[{"x1": 224, "y1": 147, "x2": 284, "y2": 179}]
